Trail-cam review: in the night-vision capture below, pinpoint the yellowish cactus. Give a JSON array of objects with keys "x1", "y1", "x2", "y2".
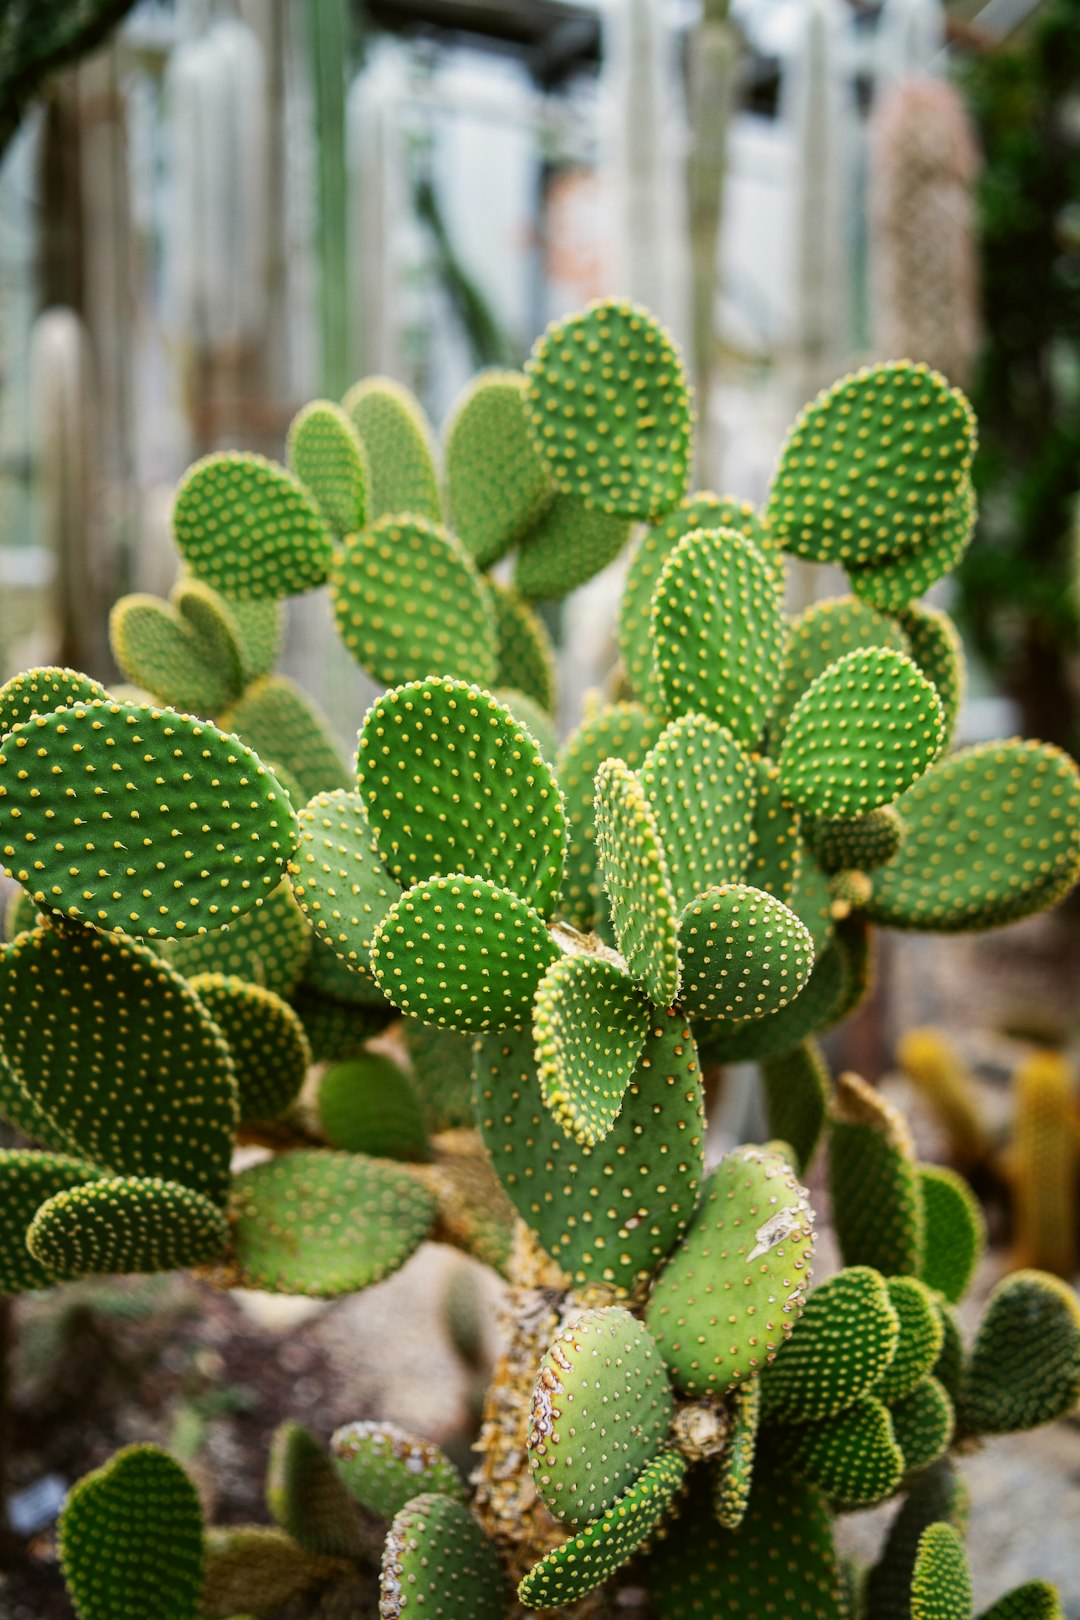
[
  {"x1": 897, "y1": 1027, "x2": 990, "y2": 1170},
  {"x1": 1011, "y1": 1050, "x2": 1079, "y2": 1278}
]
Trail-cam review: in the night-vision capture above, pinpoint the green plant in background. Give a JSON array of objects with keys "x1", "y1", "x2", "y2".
[{"x1": 1, "y1": 296, "x2": 1080, "y2": 1616}]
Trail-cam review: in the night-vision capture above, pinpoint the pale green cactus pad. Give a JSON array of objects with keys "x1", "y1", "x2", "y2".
[
  {"x1": 829, "y1": 1072, "x2": 924, "y2": 1277},
  {"x1": 646, "y1": 1146, "x2": 815, "y2": 1396},
  {"x1": 766, "y1": 361, "x2": 975, "y2": 567},
  {"x1": 533, "y1": 952, "x2": 650, "y2": 1145},
  {"x1": 475, "y1": 1015, "x2": 704, "y2": 1291},
  {"x1": 331, "y1": 1421, "x2": 465, "y2": 1520},
  {"x1": 173, "y1": 451, "x2": 333, "y2": 599},
  {"x1": 0, "y1": 925, "x2": 236, "y2": 1204},
  {"x1": 911, "y1": 1523, "x2": 972, "y2": 1620},
  {"x1": 766, "y1": 596, "x2": 908, "y2": 750},
  {"x1": 286, "y1": 399, "x2": 369, "y2": 534},
  {"x1": 848, "y1": 476, "x2": 976, "y2": 614},
  {"x1": 811, "y1": 805, "x2": 905, "y2": 874},
  {"x1": 677, "y1": 884, "x2": 814, "y2": 1021},
  {"x1": 651, "y1": 527, "x2": 784, "y2": 747},
  {"x1": 341, "y1": 375, "x2": 442, "y2": 523},
  {"x1": 518, "y1": 1448, "x2": 686, "y2": 1609},
  {"x1": 330, "y1": 515, "x2": 497, "y2": 687},
  {"x1": 514, "y1": 493, "x2": 631, "y2": 598},
  {"x1": 0, "y1": 698, "x2": 297, "y2": 937},
  {"x1": 714, "y1": 1374, "x2": 761, "y2": 1529},
  {"x1": 746, "y1": 757, "x2": 803, "y2": 903},
  {"x1": 524, "y1": 297, "x2": 692, "y2": 521},
  {"x1": 109, "y1": 586, "x2": 243, "y2": 717},
  {"x1": 958, "y1": 1270, "x2": 1080, "y2": 1436},
  {"x1": 778, "y1": 647, "x2": 944, "y2": 820},
  {"x1": 155, "y1": 880, "x2": 311, "y2": 1001},
  {"x1": 866, "y1": 741, "x2": 1080, "y2": 932},
  {"x1": 875, "y1": 1276, "x2": 946, "y2": 1404},
  {"x1": 759, "y1": 1039, "x2": 829, "y2": 1174},
  {"x1": 225, "y1": 592, "x2": 283, "y2": 685},
  {"x1": 977, "y1": 1585, "x2": 1065, "y2": 1620},
  {"x1": 760, "y1": 1266, "x2": 900, "y2": 1423},
  {"x1": 188, "y1": 972, "x2": 310, "y2": 1122},
  {"x1": 619, "y1": 494, "x2": 771, "y2": 711},
  {"x1": 639, "y1": 714, "x2": 756, "y2": 911},
  {"x1": 317, "y1": 1053, "x2": 429, "y2": 1161},
  {"x1": 0, "y1": 665, "x2": 110, "y2": 740},
  {"x1": 778, "y1": 1394, "x2": 904, "y2": 1508},
  {"x1": 58, "y1": 1445, "x2": 204, "y2": 1620},
  {"x1": 489, "y1": 579, "x2": 557, "y2": 713},
  {"x1": 380, "y1": 1493, "x2": 507, "y2": 1619},
  {"x1": 527, "y1": 1306, "x2": 675, "y2": 1526},
  {"x1": 889, "y1": 1376, "x2": 954, "y2": 1475},
  {"x1": 27, "y1": 1175, "x2": 229, "y2": 1277},
  {"x1": 371, "y1": 874, "x2": 558, "y2": 1034},
  {"x1": 266, "y1": 1421, "x2": 367, "y2": 1559},
  {"x1": 0, "y1": 1149, "x2": 104, "y2": 1291},
  {"x1": 555, "y1": 703, "x2": 664, "y2": 930},
  {"x1": 865, "y1": 1459, "x2": 968, "y2": 1620},
  {"x1": 594, "y1": 756, "x2": 681, "y2": 1006},
  {"x1": 221, "y1": 675, "x2": 352, "y2": 800},
  {"x1": 288, "y1": 788, "x2": 401, "y2": 973},
  {"x1": 918, "y1": 1165, "x2": 985, "y2": 1305},
  {"x1": 895, "y1": 603, "x2": 965, "y2": 751},
  {"x1": 444, "y1": 371, "x2": 553, "y2": 567},
  {"x1": 224, "y1": 1149, "x2": 436, "y2": 1297},
  {"x1": 356, "y1": 678, "x2": 566, "y2": 917}
]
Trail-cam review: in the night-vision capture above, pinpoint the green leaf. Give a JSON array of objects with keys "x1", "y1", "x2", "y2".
[
  {"x1": 331, "y1": 1421, "x2": 465, "y2": 1520},
  {"x1": 533, "y1": 951, "x2": 650, "y2": 1145},
  {"x1": 639, "y1": 715, "x2": 756, "y2": 911},
  {"x1": 220, "y1": 675, "x2": 352, "y2": 800},
  {"x1": 910, "y1": 1523, "x2": 973, "y2": 1620},
  {"x1": 444, "y1": 371, "x2": 553, "y2": 567},
  {"x1": 958, "y1": 1270, "x2": 1080, "y2": 1436},
  {"x1": 381, "y1": 1493, "x2": 507, "y2": 1618},
  {"x1": 0, "y1": 698, "x2": 297, "y2": 938},
  {"x1": 594, "y1": 756, "x2": 681, "y2": 1005},
  {"x1": 27, "y1": 1176, "x2": 229, "y2": 1277},
  {"x1": 59, "y1": 1445, "x2": 204, "y2": 1620},
  {"x1": 677, "y1": 884, "x2": 814, "y2": 1021},
  {"x1": 918, "y1": 1166, "x2": 985, "y2": 1305},
  {"x1": 267, "y1": 1422, "x2": 366, "y2": 1559},
  {"x1": 524, "y1": 297, "x2": 692, "y2": 520},
  {"x1": 0, "y1": 1149, "x2": 104, "y2": 1292},
  {"x1": 173, "y1": 451, "x2": 333, "y2": 599},
  {"x1": 188, "y1": 972, "x2": 310, "y2": 1122},
  {"x1": 760, "y1": 1266, "x2": 900, "y2": 1423},
  {"x1": 341, "y1": 375, "x2": 441, "y2": 523},
  {"x1": 286, "y1": 399, "x2": 369, "y2": 534}
]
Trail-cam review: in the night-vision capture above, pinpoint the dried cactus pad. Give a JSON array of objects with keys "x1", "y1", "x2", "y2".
[
  {"x1": 173, "y1": 451, "x2": 333, "y2": 599},
  {"x1": 341, "y1": 375, "x2": 442, "y2": 523},
  {"x1": 286, "y1": 399, "x2": 369, "y2": 534},
  {"x1": 533, "y1": 951, "x2": 650, "y2": 1145},
  {"x1": 357, "y1": 678, "x2": 566, "y2": 916},
  {"x1": 766, "y1": 360, "x2": 975, "y2": 566},
  {"x1": 289, "y1": 788, "x2": 401, "y2": 973},
  {"x1": 0, "y1": 925, "x2": 236, "y2": 1204},
  {"x1": 330, "y1": 515, "x2": 497, "y2": 688},
  {"x1": 372, "y1": 874, "x2": 558, "y2": 1034},
  {"x1": 911, "y1": 1523, "x2": 972, "y2": 1620},
  {"x1": 959, "y1": 1270, "x2": 1080, "y2": 1436},
  {"x1": 0, "y1": 698, "x2": 297, "y2": 938},
  {"x1": 651, "y1": 527, "x2": 785, "y2": 747},
  {"x1": 528, "y1": 1306, "x2": 675, "y2": 1526},
  {"x1": 594, "y1": 756, "x2": 680, "y2": 1007},
  {"x1": 0, "y1": 1149, "x2": 104, "y2": 1293},
  {"x1": 677, "y1": 884, "x2": 814, "y2": 1021},
  {"x1": 778, "y1": 647, "x2": 944, "y2": 821},
  {"x1": 867, "y1": 741, "x2": 1080, "y2": 932},
  {"x1": 58, "y1": 1445, "x2": 204, "y2": 1620},
  {"x1": 188, "y1": 973, "x2": 310, "y2": 1122},
  {"x1": 27, "y1": 1175, "x2": 229, "y2": 1277},
  {"x1": 380, "y1": 1493, "x2": 507, "y2": 1619},
  {"x1": 848, "y1": 474, "x2": 976, "y2": 614},
  {"x1": 646, "y1": 1146, "x2": 815, "y2": 1396},
  {"x1": 760, "y1": 1266, "x2": 900, "y2": 1423},
  {"x1": 524, "y1": 297, "x2": 693, "y2": 521},
  {"x1": 444, "y1": 370, "x2": 553, "y2": 566},
  {"x1": 331, "y1": 1421, "x2": 465, "y2": 1520},
  {"x1": 0, "y1": 666, "x2": 109, "y2": 741},
  {"x1": 519, "y1": 1448, "x2": 686, "y2": 1609},
  {"x1": 225, "y1": 1149, "x2": 436, "y2": 1297},
  {"x1": 640, "y1": 715, "x2": 756, "y2": 911}
]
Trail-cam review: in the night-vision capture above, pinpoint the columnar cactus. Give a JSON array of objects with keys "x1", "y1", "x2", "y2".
[{"x1": 1, "y1": 297, "x2": 1079, "y2": 1617}]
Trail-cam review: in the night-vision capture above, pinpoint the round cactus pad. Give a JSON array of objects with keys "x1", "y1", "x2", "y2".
[
  {"x1": 766, "y1": 361, "x2": 975, "y2": 566},
  {"x1": 959, "y1": 1270, "x2": 1080, "y2": 1436},
  {"x1": 528, "y1": 1306, "x2": 675, "y2": 1526},
  {"x1": 221, "y1": 674, "x2": 352, "y2": 800},
  {"x1": 848, "y1": 475, "x2": 976, "y2": 614},
  {"x1": 357, "y1": 678, "x2": 566, "y2": 916},
  {"x1": 778, "y1": 1395, "x2": 904, "y2": 1508},
  {"x1": 533, "y1": 951, "x2": 650, "y2": 1145},
  {"x1": 331, "y1": 1421, "x2": 465, "y2": 1520},
  {"x1": 896, "y1": 602, "x2": 966, "y2": 751},
  {"x1": 514, "y1": 493, "x2": 631, "y2": 598},
  {"x1": 639, "y1": 715, "x2": 756, "y2": 911},
  {"x1": 109, "y1": 589, "x2": 243, "y2": 717},
  {"x1": 188, "y1": 972, "x2": 310, "y2": 1122},
  {"x1": 829, "y1": 1073, "x2": 924, "y2": 1277},
  {"x1": 911, "y1": 1523, "x2": 973, "y2": 1620},
  {"x1": 173, "y1": 450, "x2": 334, "y2": 598},
  {"x1": 918, "y1": 1165, "x2": 985, "y2": 1305},
  {"x1": 0, "y1": 1149, "x2": 105, "y2": 1293},
  {"x1": 225, "y1": 1149, "x2": 436, "y2": 1297},
  {"x1": 286, "y1": 399, "x2": 369, "y2": 533},
  {"x1": 58, "y1": 1445, "x2": 205, "y2": 1620},
  {"x1": 330, "y1": 515, "x2": 497, "y2": 688},
  {"x1": 489, "y1": 580, "x2": 556, "y2": 713},
  {"x1": 766, "y1": 595, "x2": 908, "y2": 750},
  {"x1": 266, "y1": 1419, "x2": 368, "y2": 1559},
  {"x1": 760, "y1": 1266, "x2": 900, "y2": 1423},
  {"x1": 811, "y1": 805, "x2": 905, "y2": 874},
  {"x1": 646, "y1": 1146, "x2": 815, "y2": 1395},
  {"x1": 593, "y1": 756, "x2": 681, "y2": 1006},
  {"x1": 475, "y1": 1013, "x2": 704, "y2": 1292},
  {"x1": 0, "y1": 925, "x2": 236, "y2": 1204},
  {"x1": 380, "y1": 1492, "x2": 506, "y2": 1619},
  {"x1": 28, "y1": 1175, "x2": 229, "y2": 1277},
  {"x1": 976, "y1": 1585, "x2": 1064, "y2": 1620},
  {"x1": 677, "y1": 884, "x2": 814, "y2": 1021},
  {"x1": 156, "y1": 879, "x2": 311, "y2": 1000},
  {"x1": 289, "y1": 788, "x2": 401, "y2": 972},
  {"x1": 778, "y1": 647, "x2": 944, "y2": 820},
  {"x1": 875, "y1": 1276, "x2": 946, "y2": 1404},
  {"x1": 651, "y1": 527, "x2": 785, "y2": 747},
  {"x1": 519, "y1": 1448, "x2": 686, "y2": 1609},
  {"x1": 444, "y1": 370, "x2": 553, "y2": 566},
  {"x1": 341, "y1": 375, "x2": 442, "y2": 523},
  {"x1": 0, "y1": 698, "x2": 298, "y2": 937},
  {"x1": 317, "y1": 1053, "x2": 429, "y2": 1160},
  {"x1": 890, "y1": 1377, "x2": 954, "y2": 1476},
  {"x1": 524, "y1": 297, "x2": 692, "y2": 520},
  {"x1": 0, "y1": 666, "x2": 110, "y2": 742}
]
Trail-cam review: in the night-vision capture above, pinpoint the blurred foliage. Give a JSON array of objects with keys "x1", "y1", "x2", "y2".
[
  {"x1": 956, "y1": 0, "x2": 1080, "y2": 752},
  {"x1": 0, "y1": 0, "x2": 141, "y2": 155}
]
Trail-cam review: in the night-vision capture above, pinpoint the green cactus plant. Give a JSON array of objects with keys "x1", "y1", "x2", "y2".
[{"x1": 1, "y1": 299, "x2": 1078, "y2": 1619}]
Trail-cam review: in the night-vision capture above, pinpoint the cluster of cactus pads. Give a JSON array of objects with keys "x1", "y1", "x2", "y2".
[{"x1": 2, "y1": 298, "x2": 1080, "y2": 1617}]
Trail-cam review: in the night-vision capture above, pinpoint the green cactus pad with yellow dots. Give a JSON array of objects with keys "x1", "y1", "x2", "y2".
[
  {"x1": 958, "y1": 1270, "x2": 1080, "y2": 1436},
  {"x1": 677, "y1": 884, "x2": 814, "y2": 1021},
  {"x1": 331, "y1": 1421, "x2": 464, "y2": 1521},
  {"x1": 173, "y1": 451, "x2": 334, "y2": 599},
  {"x1": 188, "y1": 972, "x2": 310, "y2": 1122},
  {"x1": 220, "y1": 674, "x2": 352, "y2": 800},
  {"x1": 759, "y1": 1039, "x2": 830, "y2": 1173},
  {"x1": 514, "y1": 493, "x2": 631, "y2": 599},
  {"x1": 778, "y1": 1394, "x2": 904, "y2": 1508},
  {"x1": 0, "y1": 665, "x2": 110, "y2": 741},
  {"x1": 767, "y1": 596, "x2": 908, "y2": 749},
  {"x1": 594, "y1": 755, "x2": 681, "y2": 1006},
  {"x1": 760, "y1": 1266, "x2": 900, "y2": 1423},
  {"x1": 286, "y1": 399, "x2": 369, "y2": 534},
  {"x1": 27, "y1": 1175, "x2": 229, "y2": 1277},
  {"x1": 0, "y1": 1149, "x2": 105, "y2": 1292},
  {"x1": 896, "y1": 602, "x2": 966, "y2": 751},
  {"x1": 266, "y1": 1421, "x2": 368, "y2": 1560},
  {"x1": 639, "y1": 714, "x2": 756, "y2": 910},
  {"x1": 848, "y1": 476, "x2": 976, "y2": 614},
  {"x1": 444, "y1": 371, "x2": 553, "y2": 567},
  {"x1": 745, "y1": 756, "x2": 803, "y2": 903},
  {"x1": 109, "y1": 585, "x2": 245, "y2": 718},
  {"x1": 489, "y1": 579, "x2": 557, "y2": 713},
  {"x1": 317, "y1": 1052, "x2": 429, "y2": 1161},
  {"x1": 380, "y1": 1492, "x2": 507, "y2": 1619},
  {"x1": 911, "y1": 1523, "x2": 973, "y2": 1620},
  {"x1": 533, "y1": 951, "x2": 650, "y2": 1145},
  {"x1": 829, "y1": 1073, "x2": 924, "y2": 1277},
  {"x1": 889, "y1": 1375, "x2": 954, "y2": 1475},
  {"x1": 341, "y1": 375, "x2": 442, "y2": 523},
  {"x1": 155, "y1": 880, "x2": 311, "y2": 1001},
  {"x1": 288, "y1": 788, "x2": 401, "y2": 973},
  {"x1": 875, "y1": 1276, "x2": 946, "y2": 1404},
  {"x1": 918, "y1": 1165, "x2": 985, "y2": 1305}
]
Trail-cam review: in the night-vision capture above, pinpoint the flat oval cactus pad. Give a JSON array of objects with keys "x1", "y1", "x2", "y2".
[
  {"x1": 380, "y1": 1493, "x2": 506, "y2": 1620},
  {"x1": 173, "y1": 451, "x2": 333, "y2": 599}
]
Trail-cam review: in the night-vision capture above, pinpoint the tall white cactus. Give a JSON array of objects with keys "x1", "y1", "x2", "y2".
[{"x1": 875, "y1": 0, "x2": 946, "y2": 94}]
